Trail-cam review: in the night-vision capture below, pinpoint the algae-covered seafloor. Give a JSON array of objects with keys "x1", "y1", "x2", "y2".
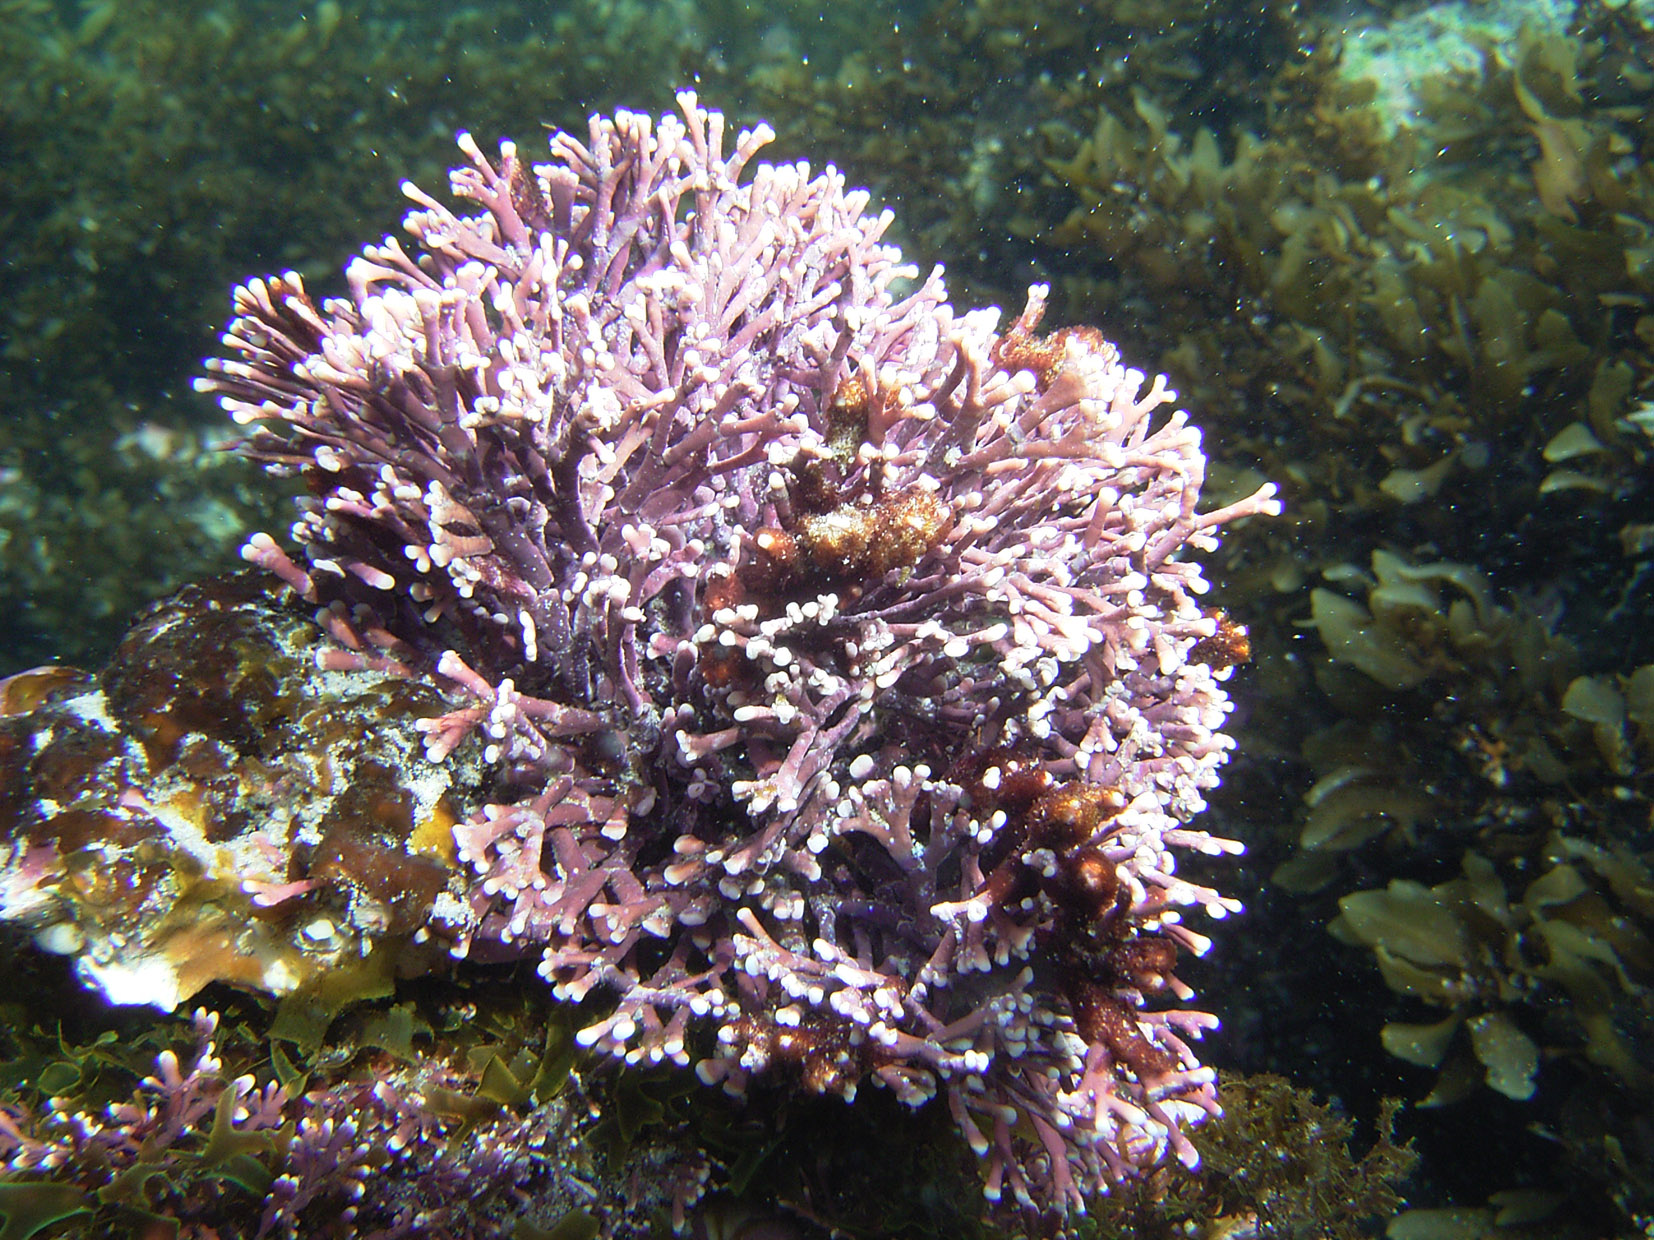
[{"x1": 1, "y1": 0, "x2": 1651, "y2": 1237}]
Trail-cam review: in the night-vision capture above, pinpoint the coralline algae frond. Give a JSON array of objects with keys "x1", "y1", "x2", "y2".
[{"x1": 2, "y1": 93, "x2": 1279, "y2": 1216}]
